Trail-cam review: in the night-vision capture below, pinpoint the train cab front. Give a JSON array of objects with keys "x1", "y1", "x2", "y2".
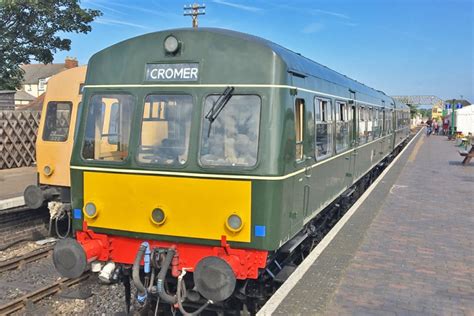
[{"x1": 52, "y1": 91, "x2": 269, "y2": 310}]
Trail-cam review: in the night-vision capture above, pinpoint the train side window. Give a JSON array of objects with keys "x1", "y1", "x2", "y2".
[
  {"x1": 315, "y1": 97, "x2": 333, "y2": 159},
  {"x1": 200, "y1": 94, "x2": 261, "y2": 167},
  {"x1": 137, "y1": 95, "x2": 193, "y2": 166},
  {"x1": 358, "y1": 106, "x2": 367, "y2": 144},
  {"x1": 294, "y1": 98, "x2": 304, "y2": 161},
  {"x1": 82, "y1": 94, "x2": 134, "y2": 161},
  {"x1": 42, "y1": 101, "x2": 72, "y2": 142},
  {"x1": 335, "y1": 101, "x2": 349, "y2": 153}
]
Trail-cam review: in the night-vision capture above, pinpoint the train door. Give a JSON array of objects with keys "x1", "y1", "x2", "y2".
[
  {"x1": 292, "y1": 97, "x2": 310, "y2": 235},
  {"x1": 349, "y1": 90, "x2": 357, "y2": 182}
]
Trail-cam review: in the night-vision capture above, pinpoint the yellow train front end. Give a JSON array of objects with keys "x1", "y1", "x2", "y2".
[{"x1": 24, "y1": 66, "x2": 86, "y2": 209}]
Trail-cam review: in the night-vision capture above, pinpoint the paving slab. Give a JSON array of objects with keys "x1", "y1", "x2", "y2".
[{"x1": 262, "y1": 131, "x2": 474, "y2": 315}]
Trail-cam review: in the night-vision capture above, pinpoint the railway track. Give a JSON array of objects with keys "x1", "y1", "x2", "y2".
[
  {"x1": 0, "y1": 244, "x2": 90, "y2": 315},
  {"x1": 0, "y1": 273, "x2": 90, "y2": 315},
  {"x1": 0, "y1": 246, "x2": 53, "y2": 273}
]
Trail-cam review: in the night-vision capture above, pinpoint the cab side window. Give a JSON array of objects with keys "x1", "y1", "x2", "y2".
[
  {"x1": 42, "y1": 101, "x2": 72, "y2": 142},
  {"x1": 294, "y1": 98, "x2": 305, "y2": 161}
]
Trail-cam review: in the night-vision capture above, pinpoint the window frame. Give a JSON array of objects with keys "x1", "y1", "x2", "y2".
[
  {"x1": 197, "y1": 93, "x2": 262, "y2": 170},
  {"x1": 42, "y1": 101, "x2": 73, "y2": 142},
  {"x1": 294, "y1": 98, "x2": 305, "y2": 162},
  {"x1": 135, "y1": 93, "x2": 194, "y2": 168},
  {"x1": 80, "y1": 92, "x2": 135, "y2": 164}
]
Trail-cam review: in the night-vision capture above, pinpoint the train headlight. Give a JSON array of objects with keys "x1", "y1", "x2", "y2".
[
  {"x1": 43, "y1": 165, "x2": 53, "y2": 176},
  {"x1": 151, "y1": 208, "x2": 166, "y2": 225},
  {"x1": 164, "y1": 35, "x2": 180, "y2": 54},
  {"x1": 225, "y1": 214, "x2": 243, "y2": 232},
  {"x1": 84, "y1": 202, "x2": 98, "y2": 219}
]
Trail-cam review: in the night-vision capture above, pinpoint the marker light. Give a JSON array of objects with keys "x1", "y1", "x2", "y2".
[
  {"x1": 151, "y1": 208, "x2": 166, "y2": 225},
  {"x1": 164, "y1": 35, "x2": 179, "y2": 54},
  {"x1": 84, "y1": 202, "x2": 98, "y2": 219},
  {"x1": 226, "y1": 214, "x2": 243, "y2": 232},
  {"x1": 43, "y1": 165, "x2": 53, "y2": 176}
]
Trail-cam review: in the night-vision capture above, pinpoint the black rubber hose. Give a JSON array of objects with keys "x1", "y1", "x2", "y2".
[
  {"x1": 156, "y1": 248, "x2": 177, "y2": 304},
  {"x1": 55, "y1": 211, "x2": 71, "y2": 239},
  {"x1": 132, "y1": 244, "x2": 147, "y2": 301}
]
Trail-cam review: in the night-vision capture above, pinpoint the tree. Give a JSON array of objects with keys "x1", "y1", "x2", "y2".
[
  {"x1": 0, "y1": 0, "x2": 101, "y2": 89},
  {"x1": 407, "y1": 104, "x2": 418, "y2": 119}
]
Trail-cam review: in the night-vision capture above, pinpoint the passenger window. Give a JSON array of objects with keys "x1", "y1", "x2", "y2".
[
  {"x1": 294, "y1": 99, "x2": 304, "y2": 161},
  {"x1": 42, "y1": 101, "x2": 72, "y2": 142},
  {"x1": 335, "y1": 101, "x2": 349, "y2": 152},
  {"x1": 200, "y1": 95, "x2": 261, "y2": 167},
  {"x1": 82, "y1": 94, "x2": 134, "y2": 161},
  {"x1": 315, "y1": 98, "x2": 333, "y2": 159},
  {"x1": 137, "y1": 95, "x2": 193, "y2": 166}
]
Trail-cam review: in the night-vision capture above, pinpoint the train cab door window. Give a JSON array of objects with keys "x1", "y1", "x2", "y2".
[
  {"x1": 42, "y1": 101, "x2": 72, "y2": 142},
  {"x1": 137, "y1": 95, "x2": 193, "y2": 166},
  {"x1": 294, "y1": 99, "x2": 304, "y2": 161},
  {"x1": 373, "y1": 108, "x2": 378, "y2": 138},
  {"x1": 367, "y1": 107, "x2": 373, "y2": 141},
  {"x1": 378, "y1": 108, "x2": 384, "y2": 137},
  {"x1": 335, "y1": 101, "x2": 349, "y2": 153},
  {"x1": 358, "y1": 106, "x2": 367, "y2": 144},
  {"x1": 200, "y1": 95, "x2": 261, "y2": 167},
  {"x1": 315, "y1": 98, "x2": 333, "y2": 159},
  {"x1": 82, "y1": 94, "x2": 134, "y2": 161}
]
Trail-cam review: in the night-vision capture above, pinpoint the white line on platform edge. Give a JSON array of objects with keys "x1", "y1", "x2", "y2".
[
  {"x1": 0, "y1": 196, "x2": 25, "y2": 211},
  {"x1": 257, "y1": 127, "x2": 424, "y2": 316}
]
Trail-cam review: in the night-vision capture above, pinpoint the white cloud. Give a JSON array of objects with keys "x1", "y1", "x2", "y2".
[
  {"x1": 312, "y1": 9, "x2": 349, "y2": 20},
  {"x1": 95, "y1": 18, "x2": 149, "y2": 29},
  {"x1": 303, "y1": 22, "x2": 324, "y2": 34},
  {"x1": 211, "y1": 0, "x2": 262, "y2": 12}
]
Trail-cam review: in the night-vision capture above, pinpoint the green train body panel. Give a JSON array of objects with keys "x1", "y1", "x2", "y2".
[{"x1": 71, "y1": 28, "x2": 410, "y2": 252}]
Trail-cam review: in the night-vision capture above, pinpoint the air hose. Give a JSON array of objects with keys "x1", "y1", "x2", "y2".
[
  {"x1": 132, "y1": 242, "x2": 151, "y2": 304},
  {"x1": 177, "y1": 269, "x2": 212, "y2": 315},
  {"x1": 156, "y1": 248, "x2": 178, "y2": 304}
]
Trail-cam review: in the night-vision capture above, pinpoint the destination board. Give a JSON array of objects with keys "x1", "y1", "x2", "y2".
[{"x1": 145, "y1": 63, "x2": 199, "y2": 82}]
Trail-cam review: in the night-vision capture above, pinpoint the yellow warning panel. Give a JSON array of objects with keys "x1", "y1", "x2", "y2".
[{"x1": 83, "y1": 172, "x2": 251, "y2": 242}]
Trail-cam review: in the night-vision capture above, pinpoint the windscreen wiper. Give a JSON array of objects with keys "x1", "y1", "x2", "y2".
[{"x1": 205, "y1": 86, "x2": 234, "y2": 136}]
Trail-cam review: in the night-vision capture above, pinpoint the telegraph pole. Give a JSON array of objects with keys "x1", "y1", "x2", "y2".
[{"x1": 184, "y1": 3, "x2": 206, "y2": 28}]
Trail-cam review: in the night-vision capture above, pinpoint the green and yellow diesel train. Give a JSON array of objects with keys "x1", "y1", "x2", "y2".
[{"x1": 53, "y1": 28, "x2": 410, "y2": 313}]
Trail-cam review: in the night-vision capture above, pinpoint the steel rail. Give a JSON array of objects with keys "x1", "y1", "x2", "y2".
[
  {"x1": 0, "y1": 246, "x2": 54, "y2": 273},
  {"x1": 0, "y1": 273, "x2": 90, "y2": 315}
]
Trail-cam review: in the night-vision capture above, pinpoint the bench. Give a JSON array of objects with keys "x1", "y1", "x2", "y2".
[{"x1": 459, "y1": 146, "x2": 474, "y2": 165}]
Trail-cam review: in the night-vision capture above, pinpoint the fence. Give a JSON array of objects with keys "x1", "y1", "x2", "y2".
[{"x1": 0, "y1": 110, "x2": 41, "y2": 169}]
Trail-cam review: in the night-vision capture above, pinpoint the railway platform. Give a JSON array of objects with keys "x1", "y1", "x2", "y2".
[
  {"x1": 259, "y1": 130, "x2": 474, "y2": 315},
  {"x1": 0, "y1": 166, "x2": 36, "y2": 209}
]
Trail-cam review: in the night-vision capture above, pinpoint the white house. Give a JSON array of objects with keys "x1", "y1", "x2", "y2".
[{"x1": 14, "y1": 57, "x2": 78, "y2": 106}]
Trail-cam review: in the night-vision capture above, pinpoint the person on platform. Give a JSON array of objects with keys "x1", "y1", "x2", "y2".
[
  {"x1": 443, "y1": 118, "x2": 449, "y2": 135},
  {"x1": 426, "y1": 118, "x2": 432, "y2": 135},
  {"x1": 433, "y1": 120, "x2": 439, "y2": 135}
]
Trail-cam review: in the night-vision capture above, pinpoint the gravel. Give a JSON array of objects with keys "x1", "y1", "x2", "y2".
[{"x1": 36, "y1": 275, "x2": 133, "y2": 315}]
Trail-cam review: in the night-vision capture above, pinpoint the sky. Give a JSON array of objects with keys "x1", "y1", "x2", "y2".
[{"x1": 53, "y1": 0, "x2": 474, "y2": 103}]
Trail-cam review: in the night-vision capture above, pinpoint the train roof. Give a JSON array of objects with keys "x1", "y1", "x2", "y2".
[
  {"x1": 169, "y1": 28, "x2": 391, "y2": 102},
  {"x1": 88, "y1": 27, "x2": 399, "y2": 105}
]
